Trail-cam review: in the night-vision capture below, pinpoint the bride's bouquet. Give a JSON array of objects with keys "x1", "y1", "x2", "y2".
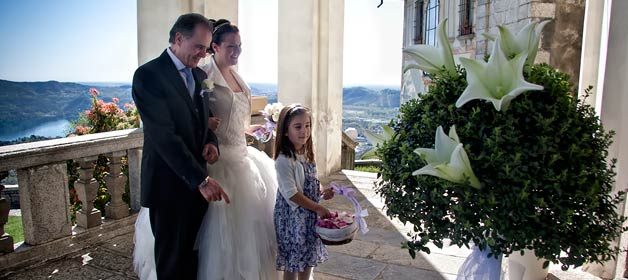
[
  {"x1": 252, "y1": 102, "x2": 284, "y2": 142},
  {"x1": 315, "y1": 182, "x2": 369, "y2": 245}
]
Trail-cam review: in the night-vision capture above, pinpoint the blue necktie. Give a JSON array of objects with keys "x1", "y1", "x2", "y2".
[{"x1": 182, "y1": 68, "x2": 195, "y2": 98}]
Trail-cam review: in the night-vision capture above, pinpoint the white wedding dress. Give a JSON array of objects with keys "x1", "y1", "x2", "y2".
[{"x1": 133, "y1": 63, "x2": 279, "y2": 280}]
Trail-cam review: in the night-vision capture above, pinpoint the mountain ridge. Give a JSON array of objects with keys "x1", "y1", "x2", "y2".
[{"x1": 0, "y1": 79, "x2": 400, "y2": 138}]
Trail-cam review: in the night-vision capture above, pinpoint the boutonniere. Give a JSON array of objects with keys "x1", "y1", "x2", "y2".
[{"x1": 200, "y1": 79, "x2": 214, "y2": 98}]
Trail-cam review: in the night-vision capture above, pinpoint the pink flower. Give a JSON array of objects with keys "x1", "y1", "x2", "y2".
[
  {"x1": 124, "y1": 103, "x2": 134, "y2": 110},
  {"x1": 104, "y1": 102, "x2": 121, "y2": 114},
  {"x1": 89, "y1": 88, "x2": 100, "y2": 96},
  {"x1": 75, "y1": 125, "x2": 90, "y2": 135},
  {"x1": 85, "y1": 110, "x2": 93, "y2": 119},
  {"x1": 317, "y1": 211, "x2": 354, "y2": 229},
  {"x1": 112, "y1": 97, "x2": 119, "y2": 103}
]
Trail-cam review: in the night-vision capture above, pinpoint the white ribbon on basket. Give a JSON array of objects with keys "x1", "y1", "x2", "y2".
[{"x1": 329, "y1": 182, "x2": 369, "y2": 234}]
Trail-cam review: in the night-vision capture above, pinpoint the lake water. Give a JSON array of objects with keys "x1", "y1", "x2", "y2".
[{"x1": 0, "y1": 119, "x2": 72, "y2": 141}]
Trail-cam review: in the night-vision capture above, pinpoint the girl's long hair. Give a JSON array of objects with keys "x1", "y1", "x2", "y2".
[{"x1": 273, "y1": 104, "x2": 314, "y2": 163}]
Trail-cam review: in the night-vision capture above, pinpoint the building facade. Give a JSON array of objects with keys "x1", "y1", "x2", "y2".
[{"x1": 401, "y1": 0, "x2": 585, "y2": 102}]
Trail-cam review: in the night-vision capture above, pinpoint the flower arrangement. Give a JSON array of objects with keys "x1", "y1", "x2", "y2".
[
  {"x1": 376, "y1": 19, "x2": 626, "y2": 270},
  {"x1": 252, "y1": 102, "x2": 284, "y2": 142},
  {"x1": 72, "y1": 88, "x2": 139, "y2": 135}
]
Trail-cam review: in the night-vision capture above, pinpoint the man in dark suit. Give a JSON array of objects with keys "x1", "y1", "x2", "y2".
[{"x1": 132, "y1": 13, "x2": 230, "y2": 279}]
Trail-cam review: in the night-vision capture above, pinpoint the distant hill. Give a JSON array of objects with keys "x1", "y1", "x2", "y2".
[
  {"x1": 250, "y1": 83, "x2": 278, "y2": 103},
  {"x1": 0, "y1": 79, "x2": 133, "y2": 137},
  {"x1": 343, "y1": 87, "x2": 400, "y2": 107},
  {"x1": 249, "y1": 83, "x2": 400, "y2": 107},
  {"x1": 0, "y1": 80, "x2": 399, "y2": 140}
]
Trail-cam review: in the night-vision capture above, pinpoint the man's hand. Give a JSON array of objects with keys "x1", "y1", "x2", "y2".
[
  {"x1": 199, "y1": 177, "x2": 230, "y2": 203},
  {"x1": 203, "y1": 143, "x2": 219, "y2": 164}
]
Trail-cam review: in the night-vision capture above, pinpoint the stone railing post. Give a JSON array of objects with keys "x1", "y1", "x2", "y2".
[
  {"x1": 0, "y1": 171, "x2": 13, "y2": 253},
  {"x1": 74, "y1": 157, "x2": 102, "y2": 228},
  {"x1": 127, "y1": 148, "x2": 142, "y2": 212},
  {"x1": 17, "y1": 163, "x2": 72, "y2": 245},
  {"x1": 105, "y1": 151, "x2": 129, "y2": 219}
]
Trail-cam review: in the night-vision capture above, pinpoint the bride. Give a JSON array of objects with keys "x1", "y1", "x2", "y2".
[{"x1": 134, "y1": 19, "x2": 280, "y2": 280}]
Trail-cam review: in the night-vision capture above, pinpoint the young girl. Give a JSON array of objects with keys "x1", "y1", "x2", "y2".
[{"x1": 274, "y1": 104, "x2": 334, "y2": 280}]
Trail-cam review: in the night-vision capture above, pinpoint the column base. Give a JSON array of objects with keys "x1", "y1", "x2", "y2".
[
  {"x1": 76, "y1": 209, "x2": 101, "y2": 229},
  {"x1": 105, "y1": 203, "x2": 130, "y2": 219}
]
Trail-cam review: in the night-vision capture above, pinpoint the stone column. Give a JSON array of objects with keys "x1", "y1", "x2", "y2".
[
  {"x1": 0, "y1": 171, "x2": 13, "y2": 253},
  {"x1": 137, "y1": 0, "x2": 239, "y2": 66},
  {"x1": 579, "y1": 0, "x2": 628, "y2": 278},
  {"x1": 588, "y1": 0, "x2": 628, "y2": 278},
  {"x1": 137, "y1": 0, "x2": 184, "y2": 65},
  {"x1": 17, "y1": 163, "x2": 72, "y2": 245},
  {"x1": 128, "y1": 148, "x2": 142, "y2": 212},
  {"x1": 203, "y1": 0, "x2": 238, "y2": 25},
  {"x1": 278, "y1": 0, "x2": 344, "y2": 176},
  {"x1": 74, "y1": 157, "x2": 102, "y2": 229},
  {"x1": 577, "y1": 0, "x2": 608, "y2": 109},
  {"x1": 105, "y1": 151, "x2": 130, "y2": 219}
]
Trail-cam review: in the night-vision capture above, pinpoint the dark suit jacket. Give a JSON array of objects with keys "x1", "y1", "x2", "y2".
[{"x1": 132, "y1": 50, "x2": 218, "y2": 208}]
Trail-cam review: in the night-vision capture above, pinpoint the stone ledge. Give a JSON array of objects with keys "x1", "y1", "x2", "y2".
[
  {"x1": 0, "y1": 128, "x2": 143, "y2": 171},
  {"x1": 0, "y1": 213, "x2": 137, "y2": 277}
]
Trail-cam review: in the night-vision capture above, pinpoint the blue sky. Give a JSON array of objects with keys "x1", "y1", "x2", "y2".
[
  {"x1": 0, "y1": 0, "x2": 403, "y2": 86},
  {"x1": 0, "y1": 0, "x2": 138, "y2": 83}
]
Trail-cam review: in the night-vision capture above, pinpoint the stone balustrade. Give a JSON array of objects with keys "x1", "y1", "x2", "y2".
[
  {"x1": 0, "y1": 128, "x2": 143, "y2": 271},
  {"x1": 0, "y1": 122, "x2": 359, "y2": 274}
]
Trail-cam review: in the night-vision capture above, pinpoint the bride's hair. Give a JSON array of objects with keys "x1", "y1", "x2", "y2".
[
  {"x1": 207, "y1": 19, "x2": 239, "y2": 54},
  {"x1": 273, "y1": 104, "x2": 315, "y2": 162}
]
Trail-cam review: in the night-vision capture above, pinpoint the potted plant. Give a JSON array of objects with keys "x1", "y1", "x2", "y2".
[{"x1": 376, "y1": 19, "x2": 626, "y2": 277}]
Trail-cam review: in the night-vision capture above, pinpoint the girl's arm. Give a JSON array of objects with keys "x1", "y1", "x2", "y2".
[{"x1": 289, "y1": 192, "x2": 331, "y2": 218}]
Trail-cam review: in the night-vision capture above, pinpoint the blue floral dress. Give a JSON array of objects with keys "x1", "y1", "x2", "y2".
[{"x1": 274, "y1": 157, "x2": 329, "y2": 272}]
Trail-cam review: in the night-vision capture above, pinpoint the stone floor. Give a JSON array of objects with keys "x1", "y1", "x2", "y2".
[{"x1": 1, "y1": 170, "x2": 602, "y2": 280}]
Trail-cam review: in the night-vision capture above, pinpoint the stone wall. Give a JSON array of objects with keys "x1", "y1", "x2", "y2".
[
  {"x1": 476, "y1": 0, "x2": 543, "y2": 60},
  {"x1": 460, "y1": 0, "x2": 585, "y2": 90},
  {"x1": 403, "y1": 0, "x2": 586, "y2": 84},
  {"x1": 548, "y1": 0, "x2": 585, "y2": 90}
]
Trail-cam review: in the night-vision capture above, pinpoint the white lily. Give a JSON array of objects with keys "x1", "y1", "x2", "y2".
[
  {"x1": 362, "y1": 125, "x2": 394, "y2": 159},
  {"x1": 456, "y1": 37, "x2": 544, "y2": 111},
  {"x1": 413, "y1": 126, "x2": 481, "y2": 189},
  {"x1": 497, "y1": 20, "x2": 549, "y2": 65},
  {"x1": 403, "y1": 19, "x2": 456, "y2": 75},
  {"x1": 481, "y1": 32, "x2": 497, "y2": 41}
]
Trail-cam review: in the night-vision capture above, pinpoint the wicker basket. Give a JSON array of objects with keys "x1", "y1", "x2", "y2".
[{"x1": 315, "y1": 218, "x2": 358, "y2": 245}]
